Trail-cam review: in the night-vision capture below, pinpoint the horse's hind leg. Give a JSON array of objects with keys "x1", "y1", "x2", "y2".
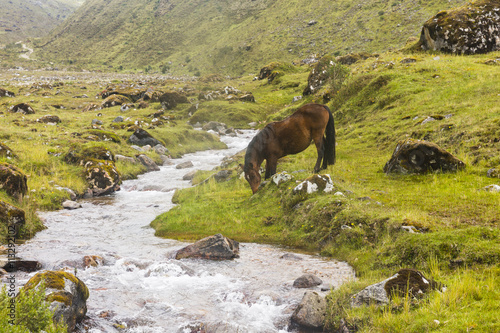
[{"x1": 313, "y1": 139, "x2": 325, "y2": 173}]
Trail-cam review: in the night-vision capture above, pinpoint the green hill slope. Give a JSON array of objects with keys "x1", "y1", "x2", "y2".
[
  {"x1": 0, "y1": 0, "x2": 84, "y2": 44},
  {"x1": 35, "y1": 0, "x2": 468, "y2": 75}
]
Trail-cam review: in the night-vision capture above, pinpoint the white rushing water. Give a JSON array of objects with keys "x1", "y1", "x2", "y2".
[{"x1": 17, "y1": 130, "x2": 354, "y2": 333}]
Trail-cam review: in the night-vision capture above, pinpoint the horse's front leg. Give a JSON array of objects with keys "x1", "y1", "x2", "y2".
[{"x1": 264, "y1": 158, "x2": 278, "y2": 179}]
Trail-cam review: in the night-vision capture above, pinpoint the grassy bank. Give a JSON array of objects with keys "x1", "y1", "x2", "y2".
[{"x1": 151, "y1": 50, "x2": 500, "y2": 331}]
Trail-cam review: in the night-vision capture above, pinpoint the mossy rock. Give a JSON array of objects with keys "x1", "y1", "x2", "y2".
[
  {"x1": 384, "y1": 138, "x2": 465, "y2": 174},
  {"x1": 336, "y1": 52, "x2": 377, "y2": 65},
  {"x1": 257, "y1": 62, "x2": 298, "y2": 82},
  {"x1": 84, "y1": 129, "x2": 121, "y2": 143},
  {"x1": 0, "y1": 200, "x2": 25, "y2": 239},
  {"x1": 64, "y1": 144, "x2": 115, "y2": 165},
  {"x1": 37, "y1": 115, "x2": 61, "y2": 124},
  {"x1": 0, "y1": 142, "x2": 16, "y2": 158},
  {"x1": 8, "y1": 103, "x2": 35, "y2": 114},
  {"x1": 23, "y1": 270, "x2": 89, "y2": 332},
  {"x1": 101, "y1": 94, "x2": 131, "y2": 108},
  {"x1": 420, "y1": 0, "x2": 500, "y2": 54},
  {"x1": 100, "y1": 84, "x2": 147, "y2": 102},
  {"x1": 159, "y1": 91, "x2": 189, "y2": 109},
  {"x1": 84, "y1": 159, "x2": 121, "y2": 196},
  {"x1": 0, "y1": 162, "x2": 28, "y2": 198}
]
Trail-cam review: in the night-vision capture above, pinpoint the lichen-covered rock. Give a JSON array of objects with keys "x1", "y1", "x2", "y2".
[
  {"x1": 84, "y1": 159, "x2": 121, "y2": 196},
  {"x1": 303, "y1": 55, "x2": 349, "y2": 97},
  {"x1": 384, "y1": 138, "x2": 465, "y2": 174},
  {"x1": 101, "y1": 94, "x2": 131, "y2": 108},
  {"x1": 100, "y1": 84, "x2": 146, "y2": 102},
  {"x1": 0, "y1": 142, "x2": 16, "y2": 158},
  {"x1": 0, "y1": 162, "x2": 28, "y2": 198},
  {"x1": 293, "y1": 174, "x2": 334, "y2": 195},
  {"x1": 175, "y1": 233, "x2": 239, "y2": 260},
  {"x1": 37, "y1": 115, "x2": 61, "y2": 124},
  {"x1": 291, "y1": 291, "x2": 327, "y2": 329},
  {"x1": 128, "y1": 128, "x2": 163, "y2": 147},
  {"x1": 351, "y1": 269, "x2": 443, "y2": 307},
  {"x1": 272, "y1": 171, "x2": 293, "y2": 186},
  {"x1": 0, "y1": 200, "x2": 25, "y2": 238},
  {"x1": 8, "y1": 103, "x2": 35, "y2": 114},
  {"x1": 420, "y1": 0, "x2": 500, "y2": 54},
  {"x1": 23, "y1": 270, "x2": 89, "y2": 332},
  {"x1": 0, "y1": 88, "x2": 15, "y2": 97}
]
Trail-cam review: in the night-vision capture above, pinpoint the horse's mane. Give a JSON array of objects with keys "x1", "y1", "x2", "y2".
[{"x1": 244, "y1": 124, "x2": 275, "y2": 166}]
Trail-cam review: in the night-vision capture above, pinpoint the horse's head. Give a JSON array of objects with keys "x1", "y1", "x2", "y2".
[{"x1": 243, "y1": 162, "x2": 261, "y2": 194}]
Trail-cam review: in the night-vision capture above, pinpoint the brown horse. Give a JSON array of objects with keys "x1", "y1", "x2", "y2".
[{"x1": 243, "y1": 103, "x2": 336, "y2": 193}]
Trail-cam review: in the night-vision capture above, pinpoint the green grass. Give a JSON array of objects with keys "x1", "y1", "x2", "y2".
[{"x1": 150, "y1": 50, "x2": 500, "y2": 332}]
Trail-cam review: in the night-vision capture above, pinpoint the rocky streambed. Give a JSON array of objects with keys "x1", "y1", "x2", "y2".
[{"x1": 14, "y1": 131, "x2": 354, "y2": 332}]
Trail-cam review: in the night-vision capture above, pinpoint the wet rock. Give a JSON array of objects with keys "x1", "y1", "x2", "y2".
[
  {"x1": 351, "y1": 269, "x2": 444, "y2": 307},
  {"x1": 293, "y1": 174, "x2": 334, "y2": 195},
  {"x1": 0, "y1": 257, "x2": 41, "y2": 272},
  {"x1": 420, "y1": 0, "x2": 500, "y2": 54},
  {"x1": 62, "y1": 200, "x2": 82, "y2": 210},
  {"x1": 101, "y1": 94, "x2": 131, "y2": 108},
  {"x1": 293, "y1": 274, "x2": 323, "y2": 288},
  {"x1": 128, "y1": 128, "x2": 163, "y2": 147},
  {"x1": 8, "y1": 103, "x2": 35, "y2": 114},
  {"x1": 202, "y1": 121, "x2": 227, "y2": 133},
  {"x1": 291, "y1": 291, "x2": 327, "y2": 329},
  {"x1": 176, "y1": 161, "x2": 194, "y2": 169},
  {"x1": 0, "y1": 88, "x2": 15, "y2": 97},
  {"x1": 136, "y1": 154, "x2": 160, "y2": 171},
  {"x1": 0, "y1": 200, "x2": 25, "y2": 237},
  {"x1": 384, "y1": 138, "x2": 465, "y2": 174},
  {"x1": 175, "y1": 233, "x2": 239, "y2": 260},
  {"x1": 23, "y1": 270, "x2": 89, "y2": 331},
  {"x1": 0, "y1": 142, "x2": 16, "y2": 158},
  {"x1": 182, "y1": 170, "x2": 197, "y2": 181},
  {"x1": 153, "y1": 144, "x2": 170, "y2": 155},
  {"x1": 280, "y1": 253, "x2": 303, "y2": 260},
  {"x1": 160, "y1": 155, "x2": 174, "y2": 166},
  {"x1": 83, "y1": 255, "x2": 104, "y2": 268},
  {"x1": 0, "y1": 162, "x2": 28, "y2": 198},
  {"x1": 84, "y1": 159, "x2": 121, "y2": 196},
  {"x1": 37, "y1": 115, "x2": 61, "y2": 124}
]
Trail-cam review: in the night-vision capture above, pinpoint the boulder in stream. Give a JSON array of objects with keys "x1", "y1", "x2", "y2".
[
  {"x1": 175, "y1": 234, "x2": 239, "y2": 260},
  {"x1": 84, "y1": 159, "x2": 121, "y2": 196},
  {"x1": 23, "y1": 270, "x2": 89, "y2": 332},
  {"x1": 291, "y1": 290, "x2": 327, "y2": 329}
]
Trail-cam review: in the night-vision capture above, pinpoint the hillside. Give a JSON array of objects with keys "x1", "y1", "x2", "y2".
[
  {"x1": 0, "y1": 0, "x2": 84, "y2": 44},
  {"x1": 34, "y1": 0, "x2": 468, "y2": 75}
]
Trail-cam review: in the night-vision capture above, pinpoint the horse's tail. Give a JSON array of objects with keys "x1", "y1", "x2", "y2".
[{"x1": 323, "y1": 105, "x2": 336, "y2": 166}]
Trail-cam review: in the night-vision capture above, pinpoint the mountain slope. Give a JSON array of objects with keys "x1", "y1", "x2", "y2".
[
  {"x1": 0, "y1": 0, "x2": 84, "y2": 44},
  {"x1": 35, "y1": 0, "x2": 468, "y2": 75}
]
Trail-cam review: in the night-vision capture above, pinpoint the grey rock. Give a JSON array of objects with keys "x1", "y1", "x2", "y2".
[
  {"x1": 136, "y1": 154, "x2": 160, "y2": 171},
  {"x1": 62, "y1": 200, "x2": 82, "y2": 210},
  {"x1": 176, "y1": 161, "x2": 194, "y2": 169},
  {"x1": 175, "y1": 234, "x2": 239, "y2": 260},
  {"x1": 293, "y1": 274, "x2": 323, "y2": 288},
  {"x1": 291, "y1": 291, "x2": 327, "y2": 329}
]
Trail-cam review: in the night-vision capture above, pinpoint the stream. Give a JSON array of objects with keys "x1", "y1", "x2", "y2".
[{"x1": 17, "y1": 130, "x2": 354, "y2": 333}]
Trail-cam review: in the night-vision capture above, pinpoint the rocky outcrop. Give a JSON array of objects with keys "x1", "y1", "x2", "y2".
[
  {"x1": 420, "y1": 0, "x2": 500, "y2": 54},
  {"x1": 175, "y1": 234, "x2": 240, "y2": 260},
  {"x1": 128, "y1": 128, "x2": 163, "y2": 147},
  {"x1": 291, "y1": 291, "x2": 327, "y2": 330},
  {"x1": 23, "y1": 270, "x2": 89, "y2": 332},
  {"x1": 84, "y1": 159, "x2": 121, "y2": 196},
  {"x1": 0, "y1": 200, "x2": 25, "y2": 238},
  {"x1": 8, "y1": 103, "x2": 35, "y2": 114},
  {"x1": 0, "y1": 162, "x2": 28, "y2": 198},
  {"x1": 351, "y1": 269, "x2": 444, "y2": 307},
  {"x1": 384, "y1": 138, "x2": 465, "y2": 174},
  {"x1": 258, "y1": 62, "x2": 282, "y2": 81},
  {"x1": 293, "y1": 174, "x2": 334, "y2": 195}
]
